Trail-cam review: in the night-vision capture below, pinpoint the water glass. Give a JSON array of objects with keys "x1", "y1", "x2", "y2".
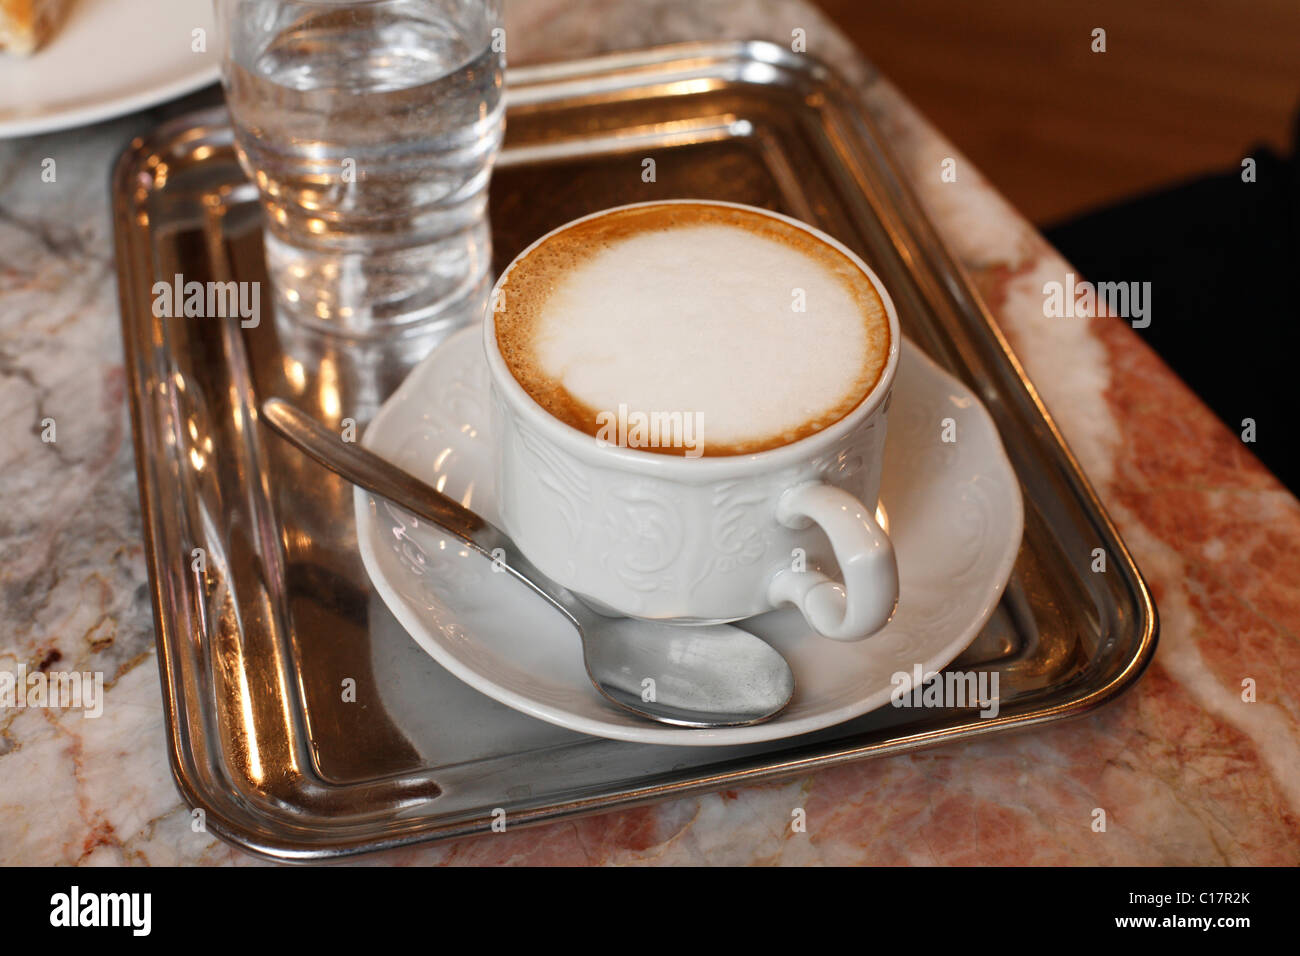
[{"x1": 214, "y1": 0, "x2": 505, "y2": 336}]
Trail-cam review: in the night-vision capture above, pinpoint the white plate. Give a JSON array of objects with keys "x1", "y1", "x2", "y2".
[
  {"x1": 353, "y1": 326, "x2": 1024, "y2": 746},
  {"x1": 0, "y1": 0, "x2": 218, "y2": 138}
]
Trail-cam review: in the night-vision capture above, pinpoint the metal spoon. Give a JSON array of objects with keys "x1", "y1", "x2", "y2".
[{"x1": 260, "y1": 398, "x2": 795, "y2": 728}]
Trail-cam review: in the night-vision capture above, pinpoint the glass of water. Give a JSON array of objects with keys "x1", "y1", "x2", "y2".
[{"x1": 215, "y1": 0, "x2": 505, "y2": 337}]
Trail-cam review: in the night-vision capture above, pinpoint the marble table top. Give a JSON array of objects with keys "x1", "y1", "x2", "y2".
[{"x1": 1, "y1": 0, "x2": 1296, "y2": 865}]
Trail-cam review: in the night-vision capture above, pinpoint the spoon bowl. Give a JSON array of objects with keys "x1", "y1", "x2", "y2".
[{"x1": 579, "y1": 617, "x2": 796, "y2": 727}]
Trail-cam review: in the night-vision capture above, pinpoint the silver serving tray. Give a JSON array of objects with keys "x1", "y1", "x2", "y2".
[{"x1": 112, "y1": 42, "x2": 1157, "y2": 861}]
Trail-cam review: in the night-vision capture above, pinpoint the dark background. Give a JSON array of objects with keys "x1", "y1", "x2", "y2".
[{"x1": 813, "y1": 0, "x2": 1300, "y2": 491}]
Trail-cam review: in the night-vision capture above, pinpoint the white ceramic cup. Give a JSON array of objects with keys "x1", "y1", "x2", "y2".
[{"x1": 482, "y1": 200, "x2": 900, "y2": 641}]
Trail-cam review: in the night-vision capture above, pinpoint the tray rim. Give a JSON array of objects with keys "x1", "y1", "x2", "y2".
[{"x1": 111, "y1": 39, "x2": 1158, "y2": 862}]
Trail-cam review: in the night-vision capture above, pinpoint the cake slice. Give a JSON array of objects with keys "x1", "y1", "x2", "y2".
[{"x1": 0, "y1": 0, "x2": 73, "y2": 55}]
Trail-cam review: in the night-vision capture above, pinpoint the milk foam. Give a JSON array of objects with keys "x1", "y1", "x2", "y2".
[{"x1": 496, "y1": 205, "x2": 890, "y2": 455}]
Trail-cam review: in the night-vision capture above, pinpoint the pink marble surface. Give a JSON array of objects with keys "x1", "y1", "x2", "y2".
[{"x1": 1, "y1": 0, "x2": 1296, "y2": 865}]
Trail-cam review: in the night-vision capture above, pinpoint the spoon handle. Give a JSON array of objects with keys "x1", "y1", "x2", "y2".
[{"x1": 260, "y1": 398, "x2": 582, "y2": 628}]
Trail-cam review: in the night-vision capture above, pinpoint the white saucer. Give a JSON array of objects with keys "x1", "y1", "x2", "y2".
[
  {"x1": 0, "y1": 0, "x2": 218, "y2": 138},
  {"x1": 353, "y1": 326, "x2": 1023, "y2": 746}
]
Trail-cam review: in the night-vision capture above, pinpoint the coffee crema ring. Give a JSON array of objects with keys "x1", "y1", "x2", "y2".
[{"x1": 493, "y1": 201, "x2": 891, "y2": 457}]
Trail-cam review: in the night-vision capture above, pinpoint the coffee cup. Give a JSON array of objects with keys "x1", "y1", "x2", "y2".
[{"x1": 482, "y1": 200, "x2": 900, "y2": 641}]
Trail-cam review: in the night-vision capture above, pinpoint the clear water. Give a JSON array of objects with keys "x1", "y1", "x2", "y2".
[{"x1": 224, "y1": 3, "x2": 505, "y2": 335}]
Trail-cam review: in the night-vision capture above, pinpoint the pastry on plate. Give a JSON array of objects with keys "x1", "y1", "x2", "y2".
[{"x1": 0, "y1": 0, "x2": 73, "y2": 55}]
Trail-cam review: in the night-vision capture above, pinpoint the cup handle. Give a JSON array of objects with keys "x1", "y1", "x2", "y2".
[{"x1": 767, "y1": 481, "x2": 899, "y2": 641}]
